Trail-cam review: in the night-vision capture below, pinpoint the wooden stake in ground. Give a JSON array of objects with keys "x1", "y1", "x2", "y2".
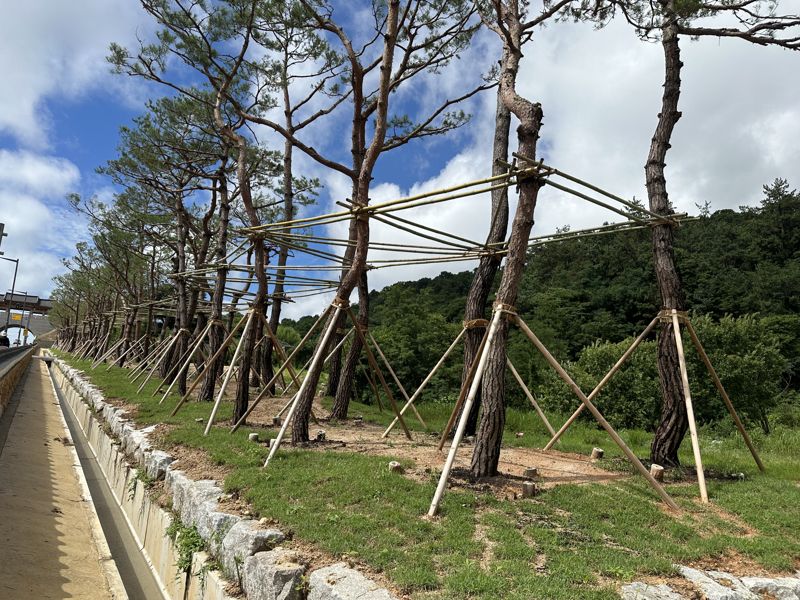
[
  {"x1": 544, "y1": 316, "x2": 660, "y2": 450},
  {"x1": 383, "y1": 326, "x2": 466, "y2": 438},
  {"x1": 428, "y1": 308, "x2": 503, "y2": 517},
  {"x1": 670, "y1": 309, "x2": 708, "y2": 503},
  {"x1": 204, "y1": 310, "x2": 255, "y2": 435},
  {"x1": 683, "y1": 318, "x2": 764, "y2": 472},
  {"x1": 264, "y1": 303, "x2": 343, "y2": 467}
]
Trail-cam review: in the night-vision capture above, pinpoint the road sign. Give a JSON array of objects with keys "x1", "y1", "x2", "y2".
[{"x1": 11, "y1": 313, "x2": 21, "y2": 321}]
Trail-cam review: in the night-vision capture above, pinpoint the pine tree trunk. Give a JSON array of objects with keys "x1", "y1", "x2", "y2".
[
  {"x1": 460, "y1": 74, "x2": 512, "y2": 437},
  {"x1": 648, "y1": 9, "x2": 689, "y2": 467},
  {"x1": 472, "y1": 13, "x2": 544, "y2": 477},
  {"x1": 330, "y1": 273, "x2": 369, "y2": 419}
]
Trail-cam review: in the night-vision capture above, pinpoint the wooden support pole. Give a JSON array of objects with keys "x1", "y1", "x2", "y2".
[
  {"x1": 428, "y1": 309, "x2": 503, "y2": 517},
  {"x1": 383, "y1": 327, "x2": 466, "y2": 438},
  {"x1": 358, "y1": 359, "x2": 383, "y2": 412},
  {"x1": 438, "y1": 326, "x2": 491, "y2": 451},
  {"x1": 683, "y1": 318, "x2": 765, "y2": 472},
  {"x1": 107, "y1": 334, "x2": 147, "y2": 371},
  {"x1": 544, "y1": 316, "x2": 660, "y2": 451},
  {"x1": 158, "y1": 320, "x2": 215, "y2": 404},
  {"x1": 671, "y1": 310, "x2": 708, "y2": 503},
  {"x1": 154, "y1": 330, "x2": 202, "y2": 396},
  {"x1": 369, "y1": 331, "x2": 426, "y2": 428},
  {"x1": 205, "y1": 310, "x2": 256, "y2": 435},
  {"x1": 264, "y1": 304, "x2": 343, "y2": 467},
  {"x1": 91, "y1": 337, "x2": 126, "y2": 369},
  {"x1": 131, "y1": 333, "x2": 174, "y2": 383},
  {"x1": 137, "y1": 331, "x2": 182, "y2": 394},
  {"x1": 516, "y1": 314, "x2": 679, "y2": 511},
  {"x1": 506, "y1": 358, "x2": 557, "y2": 438},
  {"x1": 257, "y1": 311, "x2": 302, "y2": 390},
  {"x1": 129, "y1": 336, "x2": 169, "y2": 380},
  {"x1": 171, "y1": 317, "x2": 246, "y2": 416},
  {"x1": 347, "y1": 307, "x2": 411, "y2": 439},
  {"x1": 228, "y1": 305, "x2": 333, "y2": 433}
]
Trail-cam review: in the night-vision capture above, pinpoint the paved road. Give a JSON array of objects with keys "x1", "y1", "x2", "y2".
[{"x1": 0, "y1": 359, "x2": 113, "y2": 599}]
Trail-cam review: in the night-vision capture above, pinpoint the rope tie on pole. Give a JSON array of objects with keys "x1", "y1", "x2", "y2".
[{"x1": 463, "y1": 318, "x2": 489, "y2": 330}]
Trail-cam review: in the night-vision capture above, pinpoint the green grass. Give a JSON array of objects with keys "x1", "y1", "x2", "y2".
[{"x1": 56, "y1": 352, "x2": 800, "y2": 599}]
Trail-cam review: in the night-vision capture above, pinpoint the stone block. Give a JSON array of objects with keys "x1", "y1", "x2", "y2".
[
  {"x1": 242, "y1": 548, "x2": 305, "y2": 600},
  {"x1": 308, "y1": 563, "x2": 397, "y2": 600}
]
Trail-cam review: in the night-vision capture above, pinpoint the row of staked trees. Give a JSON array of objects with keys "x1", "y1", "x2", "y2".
[{"x1": 52, "y1": 0, "x2": 799, "y2": 478}]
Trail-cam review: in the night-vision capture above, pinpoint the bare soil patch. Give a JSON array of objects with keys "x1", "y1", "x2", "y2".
[{"x1": 240, "y1": 394, "x2": 626, "y2": 501}]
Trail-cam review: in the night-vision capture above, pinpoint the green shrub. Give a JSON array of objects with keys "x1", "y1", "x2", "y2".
[{"x1": 538, "y1": 314, "x2": 789, "y2": 433}]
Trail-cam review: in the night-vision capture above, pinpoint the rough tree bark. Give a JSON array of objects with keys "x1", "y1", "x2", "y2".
[
  {"x1": 648, "y1": 5, "x2": 689, "y2": 467},
  {"x1": 290, "y1": 0, "x2": 400, "y2": 443},
  {"x1": 200, "y1": 170, "x2": 231, "y2": 401},
  {"x1": 460, "y1": 69, "x2": 512, "y2": 437},
  {"x1": 330, "y1": 272, "x2": 369, "y2": 419},
  {"x1": 471, "y1": 2, "x2": 545, "y2": 478}
]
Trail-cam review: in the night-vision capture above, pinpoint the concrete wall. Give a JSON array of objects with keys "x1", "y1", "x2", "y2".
[
  {"x1": 0, "y1": 347, "x2": 34, "y2": 418},
  {"x1": 51, "y1": 360, "x2": 233, "y2": 600}
]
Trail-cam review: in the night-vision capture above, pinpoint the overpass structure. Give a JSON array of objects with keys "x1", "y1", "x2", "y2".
[{"x1": 0, "y1": 293, "x2": 55, "y2": 338}]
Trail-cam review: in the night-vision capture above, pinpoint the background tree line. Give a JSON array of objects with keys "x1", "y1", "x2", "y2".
[{"x1": 279, "y1": 180, "x2": 799, "y2": 433}]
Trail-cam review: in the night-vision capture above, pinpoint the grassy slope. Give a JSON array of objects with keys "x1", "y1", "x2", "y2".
[{"x1": 58, "y1": 353, "x2": 800, "y2": 599}]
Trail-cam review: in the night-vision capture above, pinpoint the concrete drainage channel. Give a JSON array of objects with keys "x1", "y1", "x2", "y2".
[
  {"x1": 47, "y1": 354, "x2": 400, "y2": 600},
  {"x1": 48, "y1": 359, "x2": 167, "y2": 599}
]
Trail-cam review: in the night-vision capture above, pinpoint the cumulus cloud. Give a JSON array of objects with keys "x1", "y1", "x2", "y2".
[
  {"x1": 0, "y1": 0, "x2": 152, "y2": 147},
  {"x1": 286, "y1": 15, "x2": 800, "y2": 317},
  {"x1": 0, "y1": 153, "x2": 85, "y2": 297}
]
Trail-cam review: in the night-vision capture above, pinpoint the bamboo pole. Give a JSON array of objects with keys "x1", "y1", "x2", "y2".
[
  {"x1": 369, "y1": 332, "x2": 426, "y2": 428},
  {"x1": 129, "y1": 336, "x2": 169, "y2": 380},
  {"x1": 683, "y1": 318, "x2": 765, "y2": 472},
  {"x1": 108, "y1": 335, "x2": 147, "y2": 371},
  {"x1": 204, "y1": 310, "x2": 256, "y2": 435},
  {"x1": 671, "y1": 310, "x2": 708, "y2": 503},
  {"x1": 516, "y1": 314, "x2": 679, "y2": 511},
  {"x1": 383, "y1": 327, "x2": 466, "y2": 438},
  {"x1": 257, "y1": 312, "x2": 302, "y2": 390},
  {"x1": 544, "y1": 316, "x2": 660, "y2": 450},
  {"x1": 264, "y1": 304, "x2": 343, "y2": 467},
  {"x1": 428, "y1": 309, "x2": 503, "y2": 517},
  {"x1": 506, "y1": 358, "x2": 557, "y2": 438},
  {"x1": 347, "y1": 307, "x2": 412, "y2": 440},
  {"x1": 171, "y1": 317, "x2": 247, "y2": 416},
  {"x1": 437, "y1": 326, "x2": 491, "y2": 451},
  {"x1": 91, "y1": 337, "x2": 126, "y2": 369},
  {"x1": 229, "y1": 305, "x2": 333, "y2": 433},
  {"x1": 158, "y1": 320, "x2": 215, "y2": 404},
  {"x1": 137, "y1": 331, "x2": 183, "y2": 394}
]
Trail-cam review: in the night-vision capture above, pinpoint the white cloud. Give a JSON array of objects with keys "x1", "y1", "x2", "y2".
[
  {"x1": 0, "y1": 150, "x2": 81, "y2": 196},
  {"x1": 286, "y1": 15, "x2": 800, "y2": 317},
  {"x1": 0, "y1": 0, "x2": 152, "y2": 147},
  {"x1": 0, "y1": 153, "x2": 86, "y2": 297}
]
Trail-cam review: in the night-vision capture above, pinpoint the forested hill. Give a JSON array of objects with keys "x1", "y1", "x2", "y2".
[
  {"x1": 282, "y1": 180, "x2": 799, "y2": 428},
  {"x1": 358, "y1": 179, "x2": 799, "y2": 356}
]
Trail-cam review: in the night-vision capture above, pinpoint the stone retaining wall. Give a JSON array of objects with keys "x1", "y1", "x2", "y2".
[{"x1": 51, "y1": 356, "x2": 399, "y2": 600}]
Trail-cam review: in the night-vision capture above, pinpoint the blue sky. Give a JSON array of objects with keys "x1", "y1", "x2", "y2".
[{"x1": 1, "y1": 1, "x2": 799, "y2": 319}]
